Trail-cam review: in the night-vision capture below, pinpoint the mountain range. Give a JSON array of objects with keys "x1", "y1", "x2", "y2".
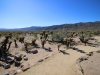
[{"x1": 0, "y1": 21, "x2": 100, "y2": 31}]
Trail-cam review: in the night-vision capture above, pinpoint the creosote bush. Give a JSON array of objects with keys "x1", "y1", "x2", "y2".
[{"x1": 51, "y1": 30, "x2": 68, "y2": 42}]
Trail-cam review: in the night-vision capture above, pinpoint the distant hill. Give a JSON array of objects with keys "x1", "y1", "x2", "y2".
[
  {"x1": 0, "y1": 28, "x2": 7, "y2": 30},
  {"x1": 42, "y1": 21, "x2": 100, "y2": 31},
  {"x1": 0, "y1": 21, "x2": 100, "y2": 31}
]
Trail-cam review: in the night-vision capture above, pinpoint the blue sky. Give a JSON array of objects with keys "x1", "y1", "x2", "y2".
[{"x1": 0, "y1": 0, "x2": 100, "y2": 29}]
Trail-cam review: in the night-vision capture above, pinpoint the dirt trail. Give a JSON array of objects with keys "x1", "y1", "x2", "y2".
[{"x1": 18, "y1": 44, "x2": 100, "y2": 75}]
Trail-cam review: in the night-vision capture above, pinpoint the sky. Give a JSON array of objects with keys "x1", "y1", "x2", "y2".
[{"x1": 0, "y1": 0, "x2": 100, "y2": 29}]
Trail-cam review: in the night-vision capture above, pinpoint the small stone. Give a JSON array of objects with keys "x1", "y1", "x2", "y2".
[
  {"x1": 3, "y1": 64, "x2": 10, "y2": 69},
  {"x1": 38, "y1": 59, "x2": 43, "y2": 62},
  {"x1": 24, "y1": 57, "x2": 28, "y2": 61}
]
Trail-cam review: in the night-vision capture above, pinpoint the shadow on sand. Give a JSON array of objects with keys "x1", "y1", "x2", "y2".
[
  {"x1": 87, "y1": 42, "x2": 100, "y2": 47},
  {"x1": 59, "y1": 50, "x2": 69, "y2": 55},
  {"x1": 44, "y1": 47, "x2": 53, "y2": 52},
  {"x1": 72, "y1": 47, "x2": 86, "y2": 53}
]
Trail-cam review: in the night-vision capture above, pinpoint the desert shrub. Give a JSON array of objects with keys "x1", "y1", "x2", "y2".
[{"x1": 51, "y1": 30, "x2": 67, "y2": 42}]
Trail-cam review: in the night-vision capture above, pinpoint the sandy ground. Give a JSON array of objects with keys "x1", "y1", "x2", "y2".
[
  {"x1": 80, "y1": 52, "x2": 100, "y2": 75},
  {"x1": 0, "y1": 35, "x2": 100, "y2": 75}
]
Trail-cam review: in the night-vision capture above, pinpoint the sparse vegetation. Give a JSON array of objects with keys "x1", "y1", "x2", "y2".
[{"x1": 0, "y1": 29, "x2": 100, "y2": 75}]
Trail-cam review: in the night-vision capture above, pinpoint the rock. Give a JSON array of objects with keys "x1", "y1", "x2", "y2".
[
  {"x1": 96, "y1": 50, "x2": 100, "y2": 53},
  {"x1": 32, "y1": 50, "x2": 38, "y2": 54},
  {"x1": 3, "y1": 64, "x2": 10, "y2": 69},
  {"x1": 21, "y1": 64, "x2": 30, "y2": 72},
  {"x1": 6, "y1": 57, "x2": 14, "y2": 64},
  {"x1": 0, "y1": 61, "x2": 4, "y2": 66},
  {"x1": 9, "y1": 70, "x2": 17, "y2": 75},
  {"x1": 15, "y1": 61, "x2": 20, "y2": 67},
  {"x1": 23, "y1": 57, "x2": 28, "y2": 61},
  {"x1": 14, "y1": 54, "x2": 22, "y2": 61},
  {"x1": 0, "y1": 57, "x2": 6, "y2": 62},
  {"x1": 38, "y1": 59, "x2": 43, "y2": 62}
]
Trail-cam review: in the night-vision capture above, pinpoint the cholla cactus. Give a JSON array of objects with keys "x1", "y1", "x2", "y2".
[
  {"x1": 63, "y1": 37, "x2": 73, "y2": 48},
  {"x1": 44, "y1": 33, "x2": 48, "y2": 40},
  {"x1": 9, "y1": 33, "x2": 12, "y2": 38},
  {"x1": 0, "y1": 35, "x2": 11, "y2": 56},
  {"x1": 42, "y1": 30, "x2": 45, "y2": 36},
  {"x1": 6, "y1": 40, "x2": 12, "y2": 52},
  {"x1": 63, "y1": 38, "x2": 67, "y2": 44},
  {"x1": 0, "y1": 34, "x2": 1, "y2": 38},
  {"x1": 40, "y1": 35, "x2": 43, "y2": 40},
  {"x1": 79, "y1": 37, "x2": 89, "y2": 46},
  {"x1": 19, "y1": 36, "x2": 25, "y2": 43},
  {"x1": 67, "y1": 38, "x2": 73, "y2": 47},
  {"x1": 57, "y1": 43, "x2": 61, "y2": 51},
  {"x1": 14, "y1": 39, "x2": 18, "y2": 48},
  {"x1": 24, "y1": 42, "x2": 29, "y2": 52},
  {"x1": 31, "y1": 38, "x2": 36, "y2": 46},
  {"x1": 41, "y1": 39, "x2": 46, "y2": 48}
]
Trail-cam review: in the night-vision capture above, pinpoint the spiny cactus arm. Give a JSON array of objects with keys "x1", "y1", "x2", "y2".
[{"x1": 6, "y1": 40, "x2": 12, "y2": 51}]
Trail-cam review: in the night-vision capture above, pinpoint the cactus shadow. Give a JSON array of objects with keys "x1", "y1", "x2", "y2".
[
  {"x1": 87, "y1": 42, "x2": 99, "y2": 47},
  {"x1": 59, "y1": 50, "x2": 69, "y2": 55},
  {"x1": 44, "y1": 47, "x2": 52, "y2": 52},
  {"x1": 34, "y1": 44, "x2": 40, "y2": 48},
  {"x1": 72, "y1": 47, "x2": 86, "y2": 53}
]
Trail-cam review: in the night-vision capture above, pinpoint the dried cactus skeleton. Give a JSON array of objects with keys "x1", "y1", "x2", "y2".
[{"x1": 0, "y1": 35, "x2": 12, "y2": 57}]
